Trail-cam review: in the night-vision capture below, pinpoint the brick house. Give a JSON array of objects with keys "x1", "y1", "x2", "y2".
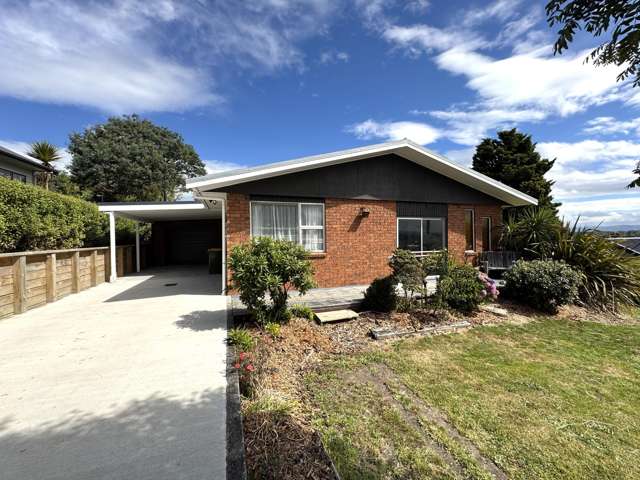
[
  {"x1": 100, "y1": 140, "x2": 536, "y2": 291},
  {"x1": 184, "y1": 139, "x2": 537, "y2": 290}
]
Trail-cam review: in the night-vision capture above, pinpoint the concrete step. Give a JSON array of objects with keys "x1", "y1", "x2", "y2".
[{"x1": 315, "y1": 309, "x2": 359, "y2": 324}]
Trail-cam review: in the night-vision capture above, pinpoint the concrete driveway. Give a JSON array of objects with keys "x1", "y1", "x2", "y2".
[{"x1": 0, "y1": 266, "x2": 228, "y2": 480}]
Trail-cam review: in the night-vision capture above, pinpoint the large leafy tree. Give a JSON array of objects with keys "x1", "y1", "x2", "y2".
[
  {"x1": 472, "y1": 129, "x2": 559, "y2": 211},
  {"x1": 546, "y1": 0, "x2": 640, "y2": 87},
  {"x1": 546, "y1": 1, "x2": 640, "y2": 189},
  {"x1": 28, "y1": 141, "x2": 62, "y2": 190},
  {"x1": 69, "y1": 115, "x2": 205, "y2": 202}
]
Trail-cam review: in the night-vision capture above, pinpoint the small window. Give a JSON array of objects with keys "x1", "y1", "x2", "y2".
[
  {"x1": 250, "y1": 201, "x2": 324, "y2": 252},
  {"x1": 481, "y1": 217, "x2": 492, "y2": 251},
  {"x1": 464, "y1": 209, "x2": 475, "y2": 251},
  {"x1": 398, "y1": 217, "x2": 445, "y2": 253}
]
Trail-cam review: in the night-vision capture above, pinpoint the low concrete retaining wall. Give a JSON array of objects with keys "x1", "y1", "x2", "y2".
[{"x1": 0, "y1": 245, "x2": 139, "y2": 319}]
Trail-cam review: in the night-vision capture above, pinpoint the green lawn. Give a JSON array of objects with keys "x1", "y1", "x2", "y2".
[{"x1": 306, "y1": 319, "x2": 640, "y2": 480}]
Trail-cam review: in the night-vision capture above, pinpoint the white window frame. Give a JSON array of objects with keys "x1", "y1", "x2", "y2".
[
  {"x1": 481, "y1": 216, "x2": 492, "y2": 251},
  {"x1": 250, "y1": 200, "x2": 325, "y2": 253},
  {"x1": 397, "y1": 217, "x2": 446, "y2": 256},
  {"x1": 464, "y1": 209, "x2": 476, "y2": 252}
]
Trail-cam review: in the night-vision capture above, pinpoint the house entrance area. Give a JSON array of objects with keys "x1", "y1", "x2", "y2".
[{"x1": 98, "y1": 201, "x2": 225, "y2": 293}]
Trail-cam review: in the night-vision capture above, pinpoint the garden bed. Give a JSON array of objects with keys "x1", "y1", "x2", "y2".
[{"x1": 237, "y1": 302, "x2": 639, "y2": 479}]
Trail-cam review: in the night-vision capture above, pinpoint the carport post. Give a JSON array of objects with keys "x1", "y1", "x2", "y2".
[
  {"x1": 135, "y1": 223, "x2": 140, "y2": 273},
  {"x1": 109, "y1": 212, "x2": 117, "y2": 282},
  {"x1": 221, "y1": 198, "x2": 226, "y2": 295}
]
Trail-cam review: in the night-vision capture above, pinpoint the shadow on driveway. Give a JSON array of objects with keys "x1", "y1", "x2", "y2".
[
  {"x1": 0, "y1": 388, "x2": 226, "y2": 480},
  {"x1": 105, "y1": 266, "x2": 222, "y2": 302}
]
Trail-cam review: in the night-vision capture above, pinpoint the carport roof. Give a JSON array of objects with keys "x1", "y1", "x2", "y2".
[{"x1": 98, "y1": 201, "x2": 221, "y2": 222}]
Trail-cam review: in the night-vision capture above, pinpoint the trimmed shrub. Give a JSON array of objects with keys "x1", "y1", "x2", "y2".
[
  {"x1": 264, "y1": 322, "x2": 282, "y2": 339},
  {"x1": 290, "y1": 304, "x2": 314, "y2": 321},
  {"x1": 504, "y1": 259, "x2": 580, "y2": 314},
  {"x1": 500, "y1": 210, "x2": 640, "y2": 310},
  {"x1": 421, "y1": 250, "x2": 453, "y2": 277},
  {"x1": 362, "y1": 275, "x2": 397, "y2": 312},
  {"x1": 228, "y1": 327, "x2": 256, "y2": 351},
  {"x1": 436, "y1": 264, "x2": 484, "y2": 313},
  {"x1": 228, "y1": 237, "x2": 316, "y2": 324},
  {"x1": 389, "y1": 249, "x2": 423, "y2": 297},
  {"x1": 0, "y1": 177, "x2": 105, "y2": 252}
]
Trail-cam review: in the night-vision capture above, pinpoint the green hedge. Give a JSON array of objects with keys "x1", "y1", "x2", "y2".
[{"x1": 0, "y1": 177, "x2": 107, "y2": 252}]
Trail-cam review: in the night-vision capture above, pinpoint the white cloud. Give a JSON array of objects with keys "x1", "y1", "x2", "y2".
[
  {"x1": 204, "y1": 159, "x2": 246, "y2": 175},
  {"x1": 443, "y1": 147, "x2": 476, "y2": 167},
  {"x1": 434, "y1": 46, "x2": 629, "y2": 117},
  {"x1": 537, "y1": 140, "x2": 640, "y2": 199},
  {"x1": 559, "y1": 196, "x2": 640, "y2": 227},
  {"x1": 461, "y1": 0, "x2": 523, "y2": 27},
  {"x1": 429, "y1": 107, "x2": 547, "y2": 145},
  {"x1": 405, "y1": 0, "x2": 431, "y2": 13},
  {"x1": 0, "y1": 139, "x2": 72, "y2": 170},
  {"x1": 0, "y1": 0, "x2": 338, "y2": 113},
  {"x1": 347, "y1": 119, "x2": 442, "y2": 144},
  {"x1": 383, "y1": 25, "x2": 480, "y2": 54},
  {"x1": 583, "y1": 117, "x2": 640, "y2": 137},
  {"x1": 319, "y1": 50, "x2": 350, "y2": 64}
]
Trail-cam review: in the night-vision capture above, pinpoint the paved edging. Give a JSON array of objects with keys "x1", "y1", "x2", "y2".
[{"x1": 226, "y1": 297, "x2": 247, "y2": 480}]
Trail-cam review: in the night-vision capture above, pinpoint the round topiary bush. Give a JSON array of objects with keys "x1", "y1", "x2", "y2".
[
  {"x1": 362, "y1": 275, "x2": 398, "y2": 312},
  {"x1": 503, "y1": 259, "x2": 581, "y2": 314},
  {"x1": 436, "y1": 263, "x2": 484, "y2": 313}
]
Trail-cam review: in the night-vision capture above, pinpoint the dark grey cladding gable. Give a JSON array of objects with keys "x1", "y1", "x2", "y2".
[
  {"x1": 397, "y1": 202, "x2": 447, "y2": 218},
  {"x1": 219, "y1": 154, "x2": 503, "y2": 205}
]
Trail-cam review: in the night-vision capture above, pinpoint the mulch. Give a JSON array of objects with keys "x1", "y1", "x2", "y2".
[{"x1": 239, "y1": 300, "x2": 634, "y2": 478}]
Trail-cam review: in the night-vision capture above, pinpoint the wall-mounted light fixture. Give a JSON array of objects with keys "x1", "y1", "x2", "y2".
[{"x1": 359, "y1": 207, "x2": 370, "y2": 217}]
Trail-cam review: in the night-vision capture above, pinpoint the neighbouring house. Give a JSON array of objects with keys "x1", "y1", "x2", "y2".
[
  {"x1": 99, "y1": 140, "x2": 537, "y2": 292},
  {"x1": 0, "y1": 144, "x2": 53, "y2": 184},
  {"x1": 609, "y1": 237, "x2": 640, "y2": 256}
]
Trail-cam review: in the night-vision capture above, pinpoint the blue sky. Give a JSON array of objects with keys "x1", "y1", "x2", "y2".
[{"x1": 1, "y1": 0, "x2": 639, "y2": 227}]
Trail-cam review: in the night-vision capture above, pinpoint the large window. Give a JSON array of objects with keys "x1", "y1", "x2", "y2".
[
  {"x1": 481, "y1": 217, "x2": 492, "y2": 251},
  {"x1": 250, "y1": 201, "x2": 324, "y2": 252},
  {"x1": 464, "y1": 209, "x2": 475, "y2": 251},
  {"x1": 397, "y1": 217, "x2": 445, "y2": 253}
]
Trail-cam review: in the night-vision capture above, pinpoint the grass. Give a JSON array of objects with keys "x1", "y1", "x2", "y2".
[{"x1": 306, "y1": 319, "x2": 640, "y2": 480}]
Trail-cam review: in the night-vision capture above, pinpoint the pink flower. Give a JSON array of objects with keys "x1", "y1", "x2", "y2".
[
  {"x1": 239, "y1": 352, "x2": 247, "y2": 361},
  {"x1": 234, "y1": 363, "x2": 240, "y2": 369},
  {"x1": 245, "y1": 364, "x2": 255, "y2": 372}
]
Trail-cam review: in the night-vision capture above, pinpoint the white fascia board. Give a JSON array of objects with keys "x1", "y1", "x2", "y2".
[
  {"x1": 185, "y1": 141, "x2": 404, "y2": 190},
  {"x1": 98, "y1": 203, "x2": 207, "y2": 213},
  {"x1": 187, "y1": 140, "x2": 537, "y2": 207}
]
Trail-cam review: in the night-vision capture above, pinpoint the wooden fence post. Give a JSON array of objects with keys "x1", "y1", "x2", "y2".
[
  {"x1": 105, "y1": 249, "x2": 111, "y2": 282},
  {"x1": 46, "y1": 253, "x2": 57, "y2": 303},
  {"x1": 12, "y1": 255, "x2": 26, "y2": 314},
  {"x1": 71, "y1": 251, "x2": 80, "y2": 293},
  {"x1": 90, "y1": 250, "x2": 97, "y2": 287}
]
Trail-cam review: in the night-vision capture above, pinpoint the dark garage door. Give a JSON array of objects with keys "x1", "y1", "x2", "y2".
[{"x1": 152, "y1": 220, "x2": 221, "y2": 266}]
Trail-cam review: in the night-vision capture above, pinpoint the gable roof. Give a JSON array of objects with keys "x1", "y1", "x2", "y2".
[
  {"x1": 0, "y1": 144, "x2": 53, "y2": 172},
  {"x1": 187, "y1": 139, "x2": 537, "y2": 206}
]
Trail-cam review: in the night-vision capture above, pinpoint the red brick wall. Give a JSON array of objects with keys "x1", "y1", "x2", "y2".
[
  {"x1": 225, "y1": 194, "x2": 503, "y2": 289},
  {"x1": 448, "y1": 204, "x2": 502, "y2": 264},
  {"x1": 311, "y1": 198, "x2": 396, "y2": 287}
]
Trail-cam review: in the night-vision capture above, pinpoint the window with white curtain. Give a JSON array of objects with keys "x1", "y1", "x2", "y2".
[{"x1": 250, "y1": 201, "x2": 325, "y2": 252}]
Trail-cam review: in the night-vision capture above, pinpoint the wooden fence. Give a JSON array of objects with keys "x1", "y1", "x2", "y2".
[{"x1": 0, "y1": 245, "x2": 140, "y2": 319}]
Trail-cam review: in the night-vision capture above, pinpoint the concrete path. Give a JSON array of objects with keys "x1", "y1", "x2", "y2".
[{"x1": 0, "y1": 266, "x2": 228, "y2": 480}]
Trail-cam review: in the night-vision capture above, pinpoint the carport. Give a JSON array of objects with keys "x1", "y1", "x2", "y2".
[{"x1": 99, "y1": 198, "x2": 226, "y2": 293}]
